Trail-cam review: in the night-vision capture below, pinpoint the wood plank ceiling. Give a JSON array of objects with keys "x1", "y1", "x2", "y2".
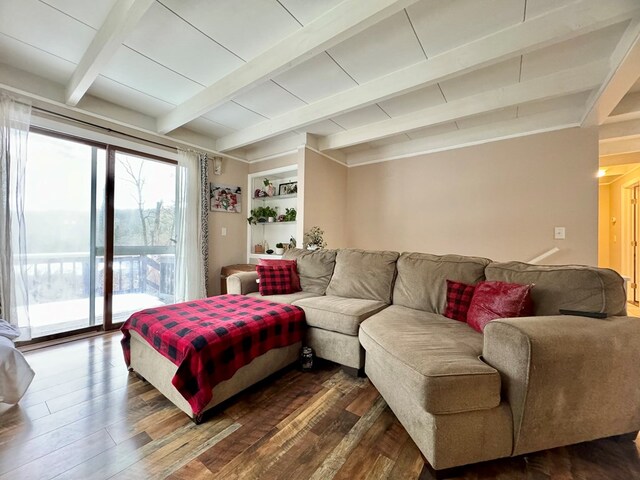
[{"x1": 0, "y1": 0, "x2": 639, "y2": 165}]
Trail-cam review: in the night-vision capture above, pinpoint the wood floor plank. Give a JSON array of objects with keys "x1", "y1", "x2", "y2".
[
  {"x1": 3, "y1": 333, "x2": 640, "y2": 480},
  {"x1": 0, "y1": 429, "x2": 115, "y2": 480}
]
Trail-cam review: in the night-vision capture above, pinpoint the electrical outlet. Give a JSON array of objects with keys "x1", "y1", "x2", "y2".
[{"x1": 554, "y1": 227, "x2": 565, "y2": 240}]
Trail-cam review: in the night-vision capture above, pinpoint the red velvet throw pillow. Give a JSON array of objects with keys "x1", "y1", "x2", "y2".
[
  {"x1": 444, "y1": 280, "x2": 476, "y2": 322},
  {"x1": 258, "y1": 259, "x2": 301, "y2": 292},
  {"x1": 256, "y1": 265, "x2": 293, "y2": 296},
  {"x1": 466, "y1": 281, "x2": 533, "y2": 333}
]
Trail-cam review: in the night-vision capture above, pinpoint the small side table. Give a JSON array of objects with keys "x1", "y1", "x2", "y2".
[{"x1": 220, "y1": 264, "x2": 255, "y2": 294}]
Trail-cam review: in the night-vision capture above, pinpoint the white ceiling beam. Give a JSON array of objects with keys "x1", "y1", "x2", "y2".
[
  {"x1": 599, "y1": 118, "x2": 640, "y2": 142},
  {"x1": 345, "y1": 109, "x2": 582, "y2": 167},
  {"x1": 600, "y1": 137, "x2": 640, "y2": 156},
  {"x1": 216, "y1": 0, "x2": 640, "y2": 152},
  {"x1": 319, "y1": 62, "x2": 606, "y2": 150},
  {"x1": 65, "y1": 0, "x2": 155, "y2": 106},
  {"x1": 156, "y1": 0, "x2": 420, "y2": 134},
  {"x1": 605, "y1": 91, "x2": 640, "y2": 123},
  {"x1": 600, "y1": 151, "x2": 640, "y2": 166},
  {"x1": 582, "y1": 17, "x2": 640, "y2": 126}
]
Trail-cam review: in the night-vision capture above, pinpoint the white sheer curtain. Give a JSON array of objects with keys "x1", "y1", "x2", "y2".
[
  {"x1": 0, "y1": 94, "x2": 31, "y2": 340},
  {"x1": 175, "y1": 149, "x2": 208, "y2": 302}
]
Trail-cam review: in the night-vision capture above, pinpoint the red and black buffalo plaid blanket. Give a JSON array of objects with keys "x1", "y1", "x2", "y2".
[{"x1": 121, "y1": 294, "x2": 305, "y2": 415}]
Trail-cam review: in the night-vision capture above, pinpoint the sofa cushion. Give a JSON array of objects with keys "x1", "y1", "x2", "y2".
[
  {"x1": 359, "y1": 305, "x2": 501, "y2": 414},
  {"x1": 326, "y1": 249, "x2": 399, "y2": 303},
  {"x1": 293, "y1": 295, "x2": 387, "y2": 336},
  {"x1": 246, "y1": 291, "x2": 319, "y2": 304},
  {"x1": 283, "y1": 248, "x2": 337, "y2": 295},
  {"x1": 485, "y1": 262, "x2": 627, "y2": 316},
  {"x1": 258, "y1": 258, "x2": 301, "y2": 292},
  {"x1": 393, "y1": 253, "x2": 491, "y2": 313}
]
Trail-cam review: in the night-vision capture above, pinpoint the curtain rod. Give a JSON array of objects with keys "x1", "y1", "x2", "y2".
[{"x1": 31, "y1": 105, "x2": 200, "y2": 154}]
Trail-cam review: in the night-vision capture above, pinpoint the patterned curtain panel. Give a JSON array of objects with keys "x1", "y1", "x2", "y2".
[
  {"x1": 199, "y1": 152, "x2": 209, "y2": 295},
  {"x1": 0, "y1": 93, "x2": 31, "y2": 340}
]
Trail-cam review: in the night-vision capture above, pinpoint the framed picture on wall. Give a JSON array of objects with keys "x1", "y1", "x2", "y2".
[
  {"x1": 210, "y1": 184, "x2": 242, "y2": 213},
  {"x1": 278, "y1": 181, "x2": 297, "y2": 196}
]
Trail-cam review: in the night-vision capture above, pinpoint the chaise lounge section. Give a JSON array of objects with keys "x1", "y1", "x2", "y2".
[{"x1": 227, "y1": 248, "x2": 640, "y2": 475}]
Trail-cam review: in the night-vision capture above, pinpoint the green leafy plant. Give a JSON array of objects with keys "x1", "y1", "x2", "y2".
[
  {"x1": 275, "y1": 242, "x2": 284, "y2": 248},
  {"x1": 247, "y1": 206, "x2": 278, "y2": 224},
  {"x1": 283, "y1": 207, "x2": 297, "y2": 222},
  {"x1": 263, "y1": 178, "x2": 272, "y2": 187},
  {"x1": 304, "y1": 226, "x2": 327, "y2": 249}
]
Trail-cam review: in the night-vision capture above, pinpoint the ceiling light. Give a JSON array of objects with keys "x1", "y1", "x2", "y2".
[{"x1": 597, "y1": 169, "x2": 607, "y2": 178}]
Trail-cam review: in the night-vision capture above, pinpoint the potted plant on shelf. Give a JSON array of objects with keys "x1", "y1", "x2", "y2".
[
  {"x1": 263, "y1": 178, "x2": 275, "y2": 197},
  {"x1": 275, "y1": 243, "x2": 285, "y2": 255},
  {"x1": 304, "y1": 226, "x2": 327, "y2": 251},
  {"x1": 248, "y1": 206, "x2": 278, "y2": 224},
  {"x1": 283, "y1": 207, "x2": 296, "y2": 222}
]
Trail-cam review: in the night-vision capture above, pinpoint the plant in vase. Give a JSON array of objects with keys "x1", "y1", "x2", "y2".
[
  {"x1": 248, "y1": 206, "x2": 278, "y2": 224},
  {"x1": 275, "y1": 243, "x2": 285, "y2": 255},
  {"x1": 304, "y1": 226, "x2": 327, "y2": 250},
  {"x1": 283, "y1": 208, "x2": 296, "y2": 222},
  {"x1": 263, "y1": 178, "x2": 276, "y2": 197}
]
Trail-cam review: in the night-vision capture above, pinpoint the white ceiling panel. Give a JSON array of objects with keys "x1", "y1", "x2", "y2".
[
  {"x1": 87, "y1": 76, "x2": 174, "y2": 118},
  {"x1": 455, "y1": 107, "x2": 518, "y2": 129},
  {"x1": 439, "y1": 57, "x2": 521, "y2": 102},
  {"x1": 331, "y1": 104, "x2": 390, "y2": 130},
  {"x1": 160, "y1": 0, "x2": 300, "y2": 61},
  {"x1": 184, "y1": 117, "x2": 235, "y2": 138},
  {"x1": 125, "y1": 2, "x2": 244, "y2": 86},
  {"x1": 277, "y1": 0, "x2": 343, "y2": 26},
  {"x1": 40, "y1": 0, "x2": 117, "y2": 29},
  {"x1": 327, "y1": 12, "x2": 425, "y2": 84},
  {"x1": 297, "y1": 120, "x2": 344, "y2": 136},
  {"x1": 203, "y1": 101, "x2": 267, "y2": 130},
  {"x1": 274, "y1": 53, "x2": 357, "y2": 103},
  {"x1": 378, "y1": 84, "x2": 446, "y2": 117},
  {"x1": 407, "y1": 0, "x2": 524, "y2": 57},
  {"x1": 524, "y1": 0, "x2": 565, "y2": 20},
  {"x1": 101, "y1": 46, "x2": 203, "y2": 105},
  {"x1": 0, "y1": 0, "x2": 95, "y2": 63},
  {"x1": 517, "y1": 91, "x2": 591, "y2": 118},
  {"x1": 0, "y1": 33, "x2": 75, "y2": 85},
  {"x1": 406, "y1": 122, "x2": 459, "y2": 140},
  {"x1": 521, "y1": 22, "x2": 629, "y2": 81},
  {"x1": 234, "y1": 81, "x2": 306, "y2": 119}
]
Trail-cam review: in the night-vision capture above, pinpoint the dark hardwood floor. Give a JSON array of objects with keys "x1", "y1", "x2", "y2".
[{"x1": 1, "y1": 332, "x2": 640, "y2": 479}]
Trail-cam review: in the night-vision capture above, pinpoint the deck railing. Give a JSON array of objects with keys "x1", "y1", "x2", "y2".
[{"x1": 25, "y1": 246, "x2": 175, "y2": 304}]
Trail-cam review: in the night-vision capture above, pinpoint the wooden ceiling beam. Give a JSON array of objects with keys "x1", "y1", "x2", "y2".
[
  {"x1": 65, "y1": 0, "x2": 154, "y2": 106},
  {"x1": 319, "y1": 62, "x2": 606, "y2": 150},
  {"x1": 582, "y1": 17, "x2": 640, "y2": 126},
  {"x1": 156, "y1": 0, "x2": 420, "y2": 134},
  {"x1": 216, "y1": 0, "x2": 640, "y2": 152}
]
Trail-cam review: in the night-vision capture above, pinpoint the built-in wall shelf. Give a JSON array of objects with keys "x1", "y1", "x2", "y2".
[
  {"x1": 252, "y1": 193, "x2": 297, "y2": 200},
  {"x1": 247, "y1": 166, "x2": 300, "y2": 264}
]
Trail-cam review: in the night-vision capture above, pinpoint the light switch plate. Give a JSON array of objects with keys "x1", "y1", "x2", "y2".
[
  {"x1": 554, "y1": 227, "x2": 566, "y2": 240},
  {"x1": 221, "y1": 227, "x2": 227, "y2": 236}
]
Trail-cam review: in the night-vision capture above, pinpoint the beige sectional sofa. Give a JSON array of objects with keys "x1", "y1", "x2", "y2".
[{"x1": 227, "y1": 248, "x2": 640, "y2": 475}]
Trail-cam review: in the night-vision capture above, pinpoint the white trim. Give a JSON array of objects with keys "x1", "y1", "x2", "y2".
[
  {"x1": 247, "y1": 149, "x2": 300, "y2": 165},
  {"x1": 303, "y1": 146, "x2": 348, "y2": 167},
  {"x1": 346, "y1": 112, "x2": 581, "y2": 167}
]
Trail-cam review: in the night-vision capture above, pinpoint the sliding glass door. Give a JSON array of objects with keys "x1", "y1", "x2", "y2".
[
  {"x1": 24, "y1": 130, "x2": 176, "y2": 339},
  {"x1": 110, "y1": 151, "x2": 177, "y2": 324},
  {"x1": 24, "y1": 132, "x2": 104, "y2": 337}
]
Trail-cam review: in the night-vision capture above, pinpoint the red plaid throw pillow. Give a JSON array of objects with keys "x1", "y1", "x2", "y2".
[
  {"x1": 256, "y1": 265, "x2": 293, "y2": 296},
  {"x1": 444, "y1": 280, "x2": 476, "y2": 322},
  {"x1": 258, "y1": 259, "x2": 301, "y2": 292}
]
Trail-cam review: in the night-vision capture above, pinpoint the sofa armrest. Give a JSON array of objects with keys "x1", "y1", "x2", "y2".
[
  {"x1": 483, "y1": 315, "x2": 640, "y2": 456},
  {"x1": 227, "y1": 272, "x2": 259, "y2": 295}
]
